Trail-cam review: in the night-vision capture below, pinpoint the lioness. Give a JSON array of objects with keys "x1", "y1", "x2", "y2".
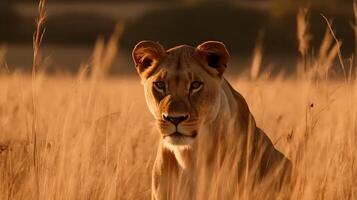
[{"x1": 132, "y1": 41, "x2": 291, "y2": 199}]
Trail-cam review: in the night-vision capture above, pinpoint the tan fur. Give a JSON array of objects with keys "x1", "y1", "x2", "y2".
[{"x1": 132, "y1": 41, "x2": 292, "y2": 200}]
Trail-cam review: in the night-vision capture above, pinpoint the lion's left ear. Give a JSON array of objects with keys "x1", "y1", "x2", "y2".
[{"x1": 195, "y1": 41, "x2": 230, "y2": 78}]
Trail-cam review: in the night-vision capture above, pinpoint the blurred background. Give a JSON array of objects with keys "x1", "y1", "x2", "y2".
[{"x1": 0, "y1": 0, "x2": 355, "y2": 75}]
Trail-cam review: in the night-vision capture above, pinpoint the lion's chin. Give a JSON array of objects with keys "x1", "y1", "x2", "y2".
[{"x1": 162, "y1": 132, "x2": 195, "y2": 150}]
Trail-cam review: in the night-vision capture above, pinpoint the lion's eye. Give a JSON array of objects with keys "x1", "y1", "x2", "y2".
[
  {"x1": 154, "y1": 81, "x2": 166, "y2": 91},
  {"x1": 190, "y1": 81, "x2": 203, "y2": 92}
]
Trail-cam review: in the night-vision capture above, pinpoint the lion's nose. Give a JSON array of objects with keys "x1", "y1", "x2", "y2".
[{"x1": 163, "y1": 114, "x2": 189, "y2": 126}]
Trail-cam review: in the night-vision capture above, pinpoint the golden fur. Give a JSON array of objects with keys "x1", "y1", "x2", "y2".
[{"x1": 132, "y1": 41, "x2": 291, "y2": 199}]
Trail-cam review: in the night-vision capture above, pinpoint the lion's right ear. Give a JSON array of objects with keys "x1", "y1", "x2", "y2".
[{"x1": 132, "y1": 41, "x2": 166, "y2": 79}]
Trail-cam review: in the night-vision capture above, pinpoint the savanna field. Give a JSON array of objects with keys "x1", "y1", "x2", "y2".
[{"x1": 1, "y1": 1, "x2": 357, "y2": 199}]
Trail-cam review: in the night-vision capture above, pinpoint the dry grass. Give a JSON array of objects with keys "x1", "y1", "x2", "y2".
[
  {"x1": 0, "y1": 72, "x2": 356, "y2": 199},
  {"x1": 0, "y1": 1, "x2": 357, "y2": 199}
]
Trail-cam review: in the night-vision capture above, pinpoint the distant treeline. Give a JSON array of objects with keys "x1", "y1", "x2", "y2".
[
  {"x1": 0, "y1": 2, "x2": 20, "y2": 40},
  {"x1": 5, "y1": 0, "x2": 356, "y2": 2},
  {"x1": 7, "y1": 0, "x2": 177, "y2": 2},
  {"x1": 121, "y1": 3, "x2": 356, "y2": 56},
  {"x1": 1, "y1": 2, "x2": 356, "y2": 57}
]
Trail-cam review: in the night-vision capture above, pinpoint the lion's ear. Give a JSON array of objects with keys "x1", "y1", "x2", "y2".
[
  {"x1": 195, "y1": 41, "x2": 230, "y2": 78},
  {"x1": 132, "y1": 41, "x2": 166, "y2": 78}
]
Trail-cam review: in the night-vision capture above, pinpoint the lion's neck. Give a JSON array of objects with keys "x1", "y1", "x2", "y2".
[
  {"x1": 214, "y1": 79, "x2": 239, "y2": 120},
  {"x1": 216, "y1": 79, "x2": 253, "y2": 132}
]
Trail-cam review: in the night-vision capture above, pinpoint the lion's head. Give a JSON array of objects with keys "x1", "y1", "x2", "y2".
[{"x1": 132, "y1": 41, "x2": 230, "y2": 149}]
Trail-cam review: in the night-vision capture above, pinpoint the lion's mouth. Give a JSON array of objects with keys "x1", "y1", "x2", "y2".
[{"x1": 164, "y1": 131, "x2": 197, "y2": 138}]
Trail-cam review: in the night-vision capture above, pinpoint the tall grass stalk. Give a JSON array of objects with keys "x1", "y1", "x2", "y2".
[
  {"x1": 297, "y1": 7, "x2": 311, "y2": 77},
  {"x1": 31, "y1": 0, "x2": 46, "y2": 198},
  {"x1": 353, "y1": 0, "x2": 357, "y2": 72},
  {"x1": 250, "y1": 32, "x2": 264, "y2": 80},
  {"x1": 322, "y1": 15, "x2": 347, "y2": 82},
  {"x1": 314, "y1": 27, "x2": 338, "y2": 80}
]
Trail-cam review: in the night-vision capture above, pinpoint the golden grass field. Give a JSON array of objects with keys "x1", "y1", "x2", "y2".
[
  {"x1": 0, "y1": 1, "x2": 357, "y2": 199},
  {"x1": 0, "y1": 72, "x2": 356, "y2": 199}
]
